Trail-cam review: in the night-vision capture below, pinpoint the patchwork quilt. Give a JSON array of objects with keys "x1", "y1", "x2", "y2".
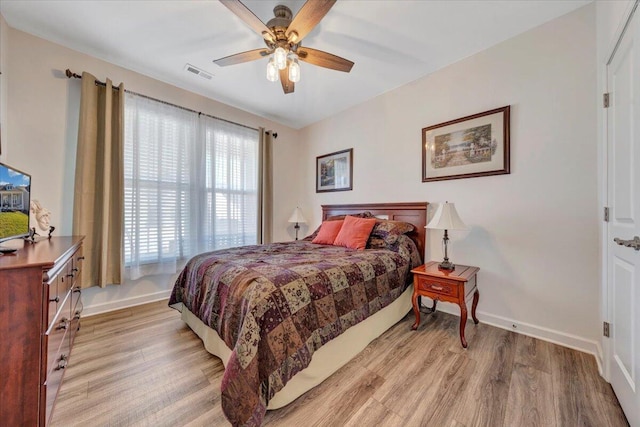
[{"x1": 169, "y1": 236, "x2": 420, "y2": 426}]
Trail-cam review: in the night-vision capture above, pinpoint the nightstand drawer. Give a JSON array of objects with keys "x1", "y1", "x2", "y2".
[{"x1": 416, "y1": 277, "x2": 458, "y2": 297}]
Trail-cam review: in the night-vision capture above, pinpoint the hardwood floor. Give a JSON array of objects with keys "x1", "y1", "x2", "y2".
[{"x1": 52, "y1": 300, "x2": 629, "y2": 427}]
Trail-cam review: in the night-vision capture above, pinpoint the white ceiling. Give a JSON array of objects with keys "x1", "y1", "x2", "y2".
[{"x1": 1, "y1": 0, "x2": 590, "y2": 129}]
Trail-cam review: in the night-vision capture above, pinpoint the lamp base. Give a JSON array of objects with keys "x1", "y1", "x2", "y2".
[{"x1": 438, "y1": 260, "x2": 455, "y2": 271}]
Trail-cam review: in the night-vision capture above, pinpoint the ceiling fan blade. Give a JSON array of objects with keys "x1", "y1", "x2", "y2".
[
  {"x1": 279, "y1": 68, "x2": 295, "y2": 94},
  {"x1": 214, "y1": 49, "x2": 270, "y2": 67},
  {"x1": 298, "y1": 47, "x2": 354, "y2": 72},
  {"x1": 220, "y1": 0, "x2": 276, "y2": 42},
  {"x1": 286, "y1": 0, "x2": 336, "y2": 43}
]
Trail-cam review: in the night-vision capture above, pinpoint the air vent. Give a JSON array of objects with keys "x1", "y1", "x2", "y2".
[{"x1": 184, "y1": 63, "x2": 213, "y2": 80}]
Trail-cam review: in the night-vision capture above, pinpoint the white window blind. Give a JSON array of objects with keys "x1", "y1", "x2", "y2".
[{"x1": 124, "y1": 93, "x2": 259, "y2": 279}]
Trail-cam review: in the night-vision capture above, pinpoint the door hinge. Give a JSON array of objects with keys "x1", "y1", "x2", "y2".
[
  {"x1": 603, "y1": 321, "x2": 610, "y2": 338},
  {"x1": 604, "y1": 207, "x2": 610, "y2": 222},
  {"x1": 603, "y1": 93, "x2": 610, "y2": 108}
]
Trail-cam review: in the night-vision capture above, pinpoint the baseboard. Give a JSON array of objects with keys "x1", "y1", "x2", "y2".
[
  {"x1": 82, "y1": 290, "x2": 172, "y2": 317},
  {"x1": 433, "y1": 304, "x2": 601, "y2": 360}
]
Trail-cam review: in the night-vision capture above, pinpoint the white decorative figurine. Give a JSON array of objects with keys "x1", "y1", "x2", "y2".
[{"x1": 30, "y1": 200, "x2": 55, "y2": 238}]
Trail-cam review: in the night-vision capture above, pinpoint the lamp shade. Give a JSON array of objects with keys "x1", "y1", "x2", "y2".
[
  {"x1": 274, "y1": 47, "x2": 288, "y2": 70},
  {"x1": 288, "y1": 57, "x2": 301, "y2": 83},
  {"x1": 288, "y1": 207, "x2": 306, "y2": 223},
  {"x1": 426, "y1": 202, "x2": 466, "y2": 230},
  {"x1": 266, "y1": 57, "x2": 279, "y2": 82}
]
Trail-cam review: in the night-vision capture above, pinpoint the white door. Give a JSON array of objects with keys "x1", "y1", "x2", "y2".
[{"x1": 607, "y1": 4, "x2": 640, "y2": 426}]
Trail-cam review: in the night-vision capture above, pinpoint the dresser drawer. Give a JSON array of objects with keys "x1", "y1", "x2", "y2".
[
  {"x1": 46, "y1": 305, "x2": 72, "y2": 377},
  {"x1": 72, "y1": 249, "x2": 83, "y2": 288},
  {"x1": 45, "y1": 256, "x2": 75, "y2": 329},
  {"x1": 44, "y1": 350, "x2": 68, "y2": 424},
  {"x1": 69, "y1": 287, "x2": 82, "y2": 345},
  {"x1": 416, "y1": 277, "x2": 458, "y2": 297},
  {"x1": 45, "y1": 311, "x2": 72, "y2": 421},
  {"x1": 47, "y1": 278, "x2": 59, "y2": 328},
  {"x1": 58, "y1": 261, "x2": 74, "y2": 301}
]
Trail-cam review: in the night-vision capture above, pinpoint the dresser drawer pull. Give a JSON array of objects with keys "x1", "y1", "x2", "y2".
[
  {"x1": 77, "y1": 256, "x2": 85, "y2": 261},
  {"x1": 56, "y1": 318, "x2": 69, "y2": 330},
  {"x1": 74, "y1": 311, "x2": 81, "y2": 320},
  {"x1": 72, "y1": 268, "x2": 79, "y2": 273},
  {"x1": 56, "y1": 354, "x2": 68, "y2": 371},
  {"x1": 49, "y1": 296, "x2": 60, "y2": 303},
  {"x1": 66, "y1": 272, "x2": 75, "y2": 278},
  {"x1": 73, "y1": 287, "x2": 82, "y2": 294},
  {"x1": 430, "y1": 285, "x2": 444, "y2": 291}
]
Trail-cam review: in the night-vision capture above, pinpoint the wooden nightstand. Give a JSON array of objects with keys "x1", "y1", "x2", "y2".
[{"x1": 411, "y1": 261, "x2": 480, "y2": 348}]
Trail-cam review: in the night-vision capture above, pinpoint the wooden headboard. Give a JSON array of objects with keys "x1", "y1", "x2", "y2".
[{"x1": 322, "y1": 202, "x2": 428, "y2": 262}]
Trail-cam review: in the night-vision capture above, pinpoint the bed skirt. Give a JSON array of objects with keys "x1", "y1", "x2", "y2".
[{"x1": 173, "y1": 285, "x2": 413, "y2": 410}]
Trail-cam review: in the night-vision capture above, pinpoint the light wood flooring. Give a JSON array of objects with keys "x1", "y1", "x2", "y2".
[{"x1": 51, "y1": 300, "x2": 629, "y2": 427}]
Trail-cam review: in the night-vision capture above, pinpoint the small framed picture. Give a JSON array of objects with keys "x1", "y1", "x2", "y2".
[
  {"x1": 422, "y1": 106, "x2": 510, "y2": 182},
  {"x1": 316, "y1": 148, "x2": 353, "y2": 193}
]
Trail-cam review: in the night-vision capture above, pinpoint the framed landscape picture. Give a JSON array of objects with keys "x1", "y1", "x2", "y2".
[
  {"x1": 422, "y1": 106, "x2": 510, "y2": 182},
  {"x1": 316, "y1": 148, "x2": 353, "y2": 193}
]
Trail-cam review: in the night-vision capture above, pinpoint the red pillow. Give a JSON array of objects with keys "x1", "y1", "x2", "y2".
[
  {"x1": 312, "y1": 220, "x2": 344, "y2": 245},
  {"x1": 333, "y1": 216, "x2": 377, "y2": 250}
]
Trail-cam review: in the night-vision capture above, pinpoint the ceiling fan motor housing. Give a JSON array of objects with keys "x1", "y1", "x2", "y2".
[{"x1": 266, "y1": 5, "x2": 294, "y2": 47}]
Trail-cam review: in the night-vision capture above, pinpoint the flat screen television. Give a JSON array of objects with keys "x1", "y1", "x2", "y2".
[{"x1": 0, "y1": 162, "x2": 32, "y2": 244}]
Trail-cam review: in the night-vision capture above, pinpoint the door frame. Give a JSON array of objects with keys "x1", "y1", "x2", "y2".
[{"x1": 600, "y1": 0, "x2": 639, "y2": 381}]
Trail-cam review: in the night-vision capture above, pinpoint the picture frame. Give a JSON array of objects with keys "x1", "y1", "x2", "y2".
[
  {"x1": 316, "y1": 148, "x2": 353, "y2": 193},
  {"x1": 422, "y1": 106, "x2": 510, "y2": 182}
]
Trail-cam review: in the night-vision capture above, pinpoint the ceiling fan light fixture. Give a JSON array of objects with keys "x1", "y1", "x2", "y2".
[
  {"x1": 288, "y1": 56, "x2": 301, "y2": 83},
  {"x1": 266, "y1": 57, "x2": 279, "y2": 82},
  {"x1": 217, "y1": 0, "x2": 353, "y2": 94},
  {"x1": 274, "y1": 47, "x2": 288, "y2": 70}
]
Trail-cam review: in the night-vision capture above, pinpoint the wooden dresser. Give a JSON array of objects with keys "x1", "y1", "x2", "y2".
[{"x1": 0, "y1": 236, "x2": 85, "y2": 425}]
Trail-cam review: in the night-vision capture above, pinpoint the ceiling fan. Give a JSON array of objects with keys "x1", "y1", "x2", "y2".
[{"x1": 214, "y1": 0, "x2": 354, "y2": 94}]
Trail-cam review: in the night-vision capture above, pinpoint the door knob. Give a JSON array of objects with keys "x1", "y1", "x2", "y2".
[{"x1": 614, "y1": 236, "x2": 640, "y2": 251}]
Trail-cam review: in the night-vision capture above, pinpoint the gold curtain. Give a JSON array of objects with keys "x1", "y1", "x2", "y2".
[
  {"x1": 258, "y1": 128, "x2": 273, "y2": 244},
  {"x1": 73, "y1": 72, "x2": 124, "y2": 288}
]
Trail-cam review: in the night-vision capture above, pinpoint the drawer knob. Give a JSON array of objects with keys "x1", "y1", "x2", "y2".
[
  {"x1": 49, "y1": 296, "x2": 60, "y2": 303},
  {"x1": 56, "y1": 354, "x2": 68, "y2": 371},
  {"x1": 56, "y1": 318, "x2": 69, "y2": 330}
]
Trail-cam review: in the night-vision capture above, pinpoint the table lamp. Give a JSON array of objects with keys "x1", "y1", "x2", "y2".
[
  {"x1": 288, "y1": 207, "x2": 306, "y2": 240},
  {"x1": 425, "y1": 202, "x2": 466, "y2": 270}
]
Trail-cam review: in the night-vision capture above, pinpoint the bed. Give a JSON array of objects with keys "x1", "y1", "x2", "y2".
[{"x1": 169, "y1": 202, "x2": 427, "y2": 426}]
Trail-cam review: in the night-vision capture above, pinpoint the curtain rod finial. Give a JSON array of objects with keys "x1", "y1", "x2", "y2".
[{"x1": 65, "y1": 69, "x2": 81, "y2": 79}]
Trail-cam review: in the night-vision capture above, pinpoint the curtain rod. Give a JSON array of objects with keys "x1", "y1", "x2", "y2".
[{"x1": 65, "y1": 69, "x2": 262, "y2": 133}]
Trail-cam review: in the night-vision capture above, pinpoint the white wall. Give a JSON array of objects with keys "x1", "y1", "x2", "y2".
[
  {"x1": 3, "y1": 27, "x2": 301, "y2": 314},
  {"x1": 299, "y1": 4, "x2": 600, "y2": 354}
]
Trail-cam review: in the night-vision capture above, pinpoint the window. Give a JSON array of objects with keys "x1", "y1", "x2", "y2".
[{"x1": 124, "y1": 93, "x2": 259, "y2": 279}]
